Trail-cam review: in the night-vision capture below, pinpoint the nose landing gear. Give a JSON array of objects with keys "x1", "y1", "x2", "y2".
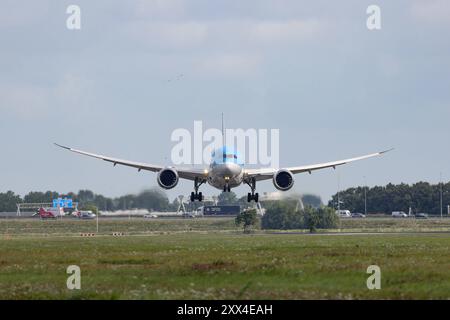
[{"x1": 223, "y1": 177, "x2": 231, "y2": 192}]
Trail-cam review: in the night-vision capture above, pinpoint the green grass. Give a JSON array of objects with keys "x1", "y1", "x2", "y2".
[
  {"x1": 1, "y1": 217, "x2": 450, "y2": 237},
  {"x1": 0, "y1": 217, "x2": 239, "y2": 236},
  {"x1": 1, "y1": 232, "x2": 449, "y2": 299},
  {"x1": 338, "y1": 217, "x2": 450, "y2": 233}
]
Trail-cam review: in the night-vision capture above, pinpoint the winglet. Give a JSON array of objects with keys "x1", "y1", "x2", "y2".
[
  {"x1": 54, "y1": 143, "x2": 71, "y2": 150},
  {"x1": 379, "y1": 148, "x2": 394, "y2": 154}
]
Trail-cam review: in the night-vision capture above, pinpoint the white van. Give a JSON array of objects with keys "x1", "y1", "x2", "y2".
[
  {"x1": 336, "y1": 210, "x2": 351, "y2": 218},
  {"x1": 392, "y1": 211, "x2": 408, "y2": 218}
]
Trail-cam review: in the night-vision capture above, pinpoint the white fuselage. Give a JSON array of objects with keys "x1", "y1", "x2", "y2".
[{"x1": 208, "y1": 162, "x2": 244, "y2": 190}]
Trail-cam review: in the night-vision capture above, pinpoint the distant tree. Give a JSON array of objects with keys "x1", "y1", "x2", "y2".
[
  {"x1": 0, "y1": 191, "x2": 22, "y2": 212},
  {"x1": 303, "y1": 206, "x2": 320, "y2": 233},
  {"x1": 328, "y1": 181, "x2": 449, "y2": 215},
  {"x1": 237, "y1": 195, "x2": 249, "y2": 206},
  {"x1": 317, "y1": 206, "x2": 339, "y2": 229},
  {"x1": 171, "y1": 197, "x2": 181, "y2": 212},
  {"x1": 93, "y1": 194, "x2": 114, "y2": 211},
  {"x1": 114, "y1": 194, "x2": 136, "y2": 210},
  {"x1": 23, "y1": 191, "x2": 58, "y2": 203},
  {"x1": 217, "y1": 191, "x2": 238, "y2": 205},
  {"x1": 261, "y1": 200, "x2": 338, "y2": 231},
  {"x1": 235, "y1": 209, "x2": 258, "y2": 233},
  {"x1": 301, "y1": 194, "x2": 323, "y2": 208},
  {"x1": 303, "y1": 206, "x2": 338, "y2": 232},
  {"x1": 77, "y1": 190, "x2": 95, "y2": 203},
  {"x1": 261, "y1": 201, "x2": 303, "y2": 230},
  {"x1": 134, "y1": 188, "x2": 170, "y2": 211}
]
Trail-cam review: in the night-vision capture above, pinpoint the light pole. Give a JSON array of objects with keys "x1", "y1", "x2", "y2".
[
  {"x1": 440, "y1": 173, "x2": 443, "y2": 219},
  {"x1": 96, "y1": 209, "x2": 99, "y2": 233},
  {"x1": 363, "y1": 176, "x2": 367, "y2": 216},
  {"x1": 337, "y1": 172, "x2": 341, "y2": 212}
]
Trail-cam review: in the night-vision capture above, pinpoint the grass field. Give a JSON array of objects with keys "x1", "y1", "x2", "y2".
[
  {"x1": 0, "y1": 217, "x2": 240, "y2": 236},
  {"x1": 1, "y1": 216, "x2": 450, "y2": 236},
  {"x1": 1, "y1": 217, "x2": 450, "y2": 299}
]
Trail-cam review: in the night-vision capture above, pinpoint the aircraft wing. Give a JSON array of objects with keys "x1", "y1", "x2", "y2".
[
  {"x1": 244, "y1": 149, "x2": 393, "y2": 181},
  {"x1": 54, "y1": 143, "x2": 208, "y2": 181}
]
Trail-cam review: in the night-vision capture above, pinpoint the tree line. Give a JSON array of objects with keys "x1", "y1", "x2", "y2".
[
  {"x1": 0, "y1": 189, "x2": 322, "y2": 213},
  {"x1": 2, "y1": 180, "x2": 447, "y2": 214},
  {"x1": 328, "y1": 181, "x2": 450, "y2": 215},
  {"x1": 261, "y1": 201, "x2": 338, "y2": 231},
  {"x1": 0, "y1": 188, "x2": 174, "y2": 212}
]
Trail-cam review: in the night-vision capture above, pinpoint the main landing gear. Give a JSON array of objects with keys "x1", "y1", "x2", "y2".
[
  {"x1": 190, "y1": 177, "x2": 205, "y2": 202},
  {"x1": 245, "y1": 177, "x2": 259, "y2": 202}
]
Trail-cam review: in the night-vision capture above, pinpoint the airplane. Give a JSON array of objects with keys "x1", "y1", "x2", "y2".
[
  {"x1": 37, "y1": 207, "x2": 64, "y2": 219},
  {"x1": 55, "y1": 141, "x2": 392, "y2": 203}
]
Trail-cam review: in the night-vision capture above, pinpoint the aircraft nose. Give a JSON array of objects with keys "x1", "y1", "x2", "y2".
[{"x1": 222, "y1": 163, "x2": 239, "y2": 177}]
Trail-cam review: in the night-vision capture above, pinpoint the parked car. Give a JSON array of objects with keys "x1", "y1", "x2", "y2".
[
  {"x1": 392, "y1": 211, "x2": 408, "y2": 218},
  {"x1": 143, "y1": 214, "x2": 158, "y2": 219},
  {"x1": 351, "y1": 212, "x2": 366, "y2": 218},
  {"x1": 336, "y1": 210, "x2": 351, "y2": 218},
  {"x1": 77, "y1": 210, "x2": 96, "y2": 220},
  {"x1": 415, "y1": 213, "x2": 428, "y2": 219}
]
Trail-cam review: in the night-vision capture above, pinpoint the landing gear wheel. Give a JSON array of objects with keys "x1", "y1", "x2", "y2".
[
  {"x1": 246, "y1": 178, "x2": 259, "y2": 202},
  {"x1": 190, "y1": 178, "x2": 205, "y2": 202},
  {"x1": 247, "y1": 192, "x2": 259, "y2": 202},
  {"x1": 190, "y1": 192, "x2": 203, "y2": 202}
]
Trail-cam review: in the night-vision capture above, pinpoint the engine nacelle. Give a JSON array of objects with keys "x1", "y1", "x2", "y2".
[
  {"x1": 157, "y1": 168, "x2": 179, "y2": 189},
  {"x1": 273, "y1": 169, "x2": 295, "y2": 191}
]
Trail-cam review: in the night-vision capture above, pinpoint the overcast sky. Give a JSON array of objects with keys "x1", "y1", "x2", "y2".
[{"x1": 1, "y1": 0, "x2": 449, "y2": 202}]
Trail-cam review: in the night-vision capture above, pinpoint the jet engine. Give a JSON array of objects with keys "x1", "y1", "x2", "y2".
[
  {"x1": 273, "y1": 169, "x2": 294, "y2": 191},
  {"x1": 157, "y1": 168, "x2": 179, "y2": 189}
]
